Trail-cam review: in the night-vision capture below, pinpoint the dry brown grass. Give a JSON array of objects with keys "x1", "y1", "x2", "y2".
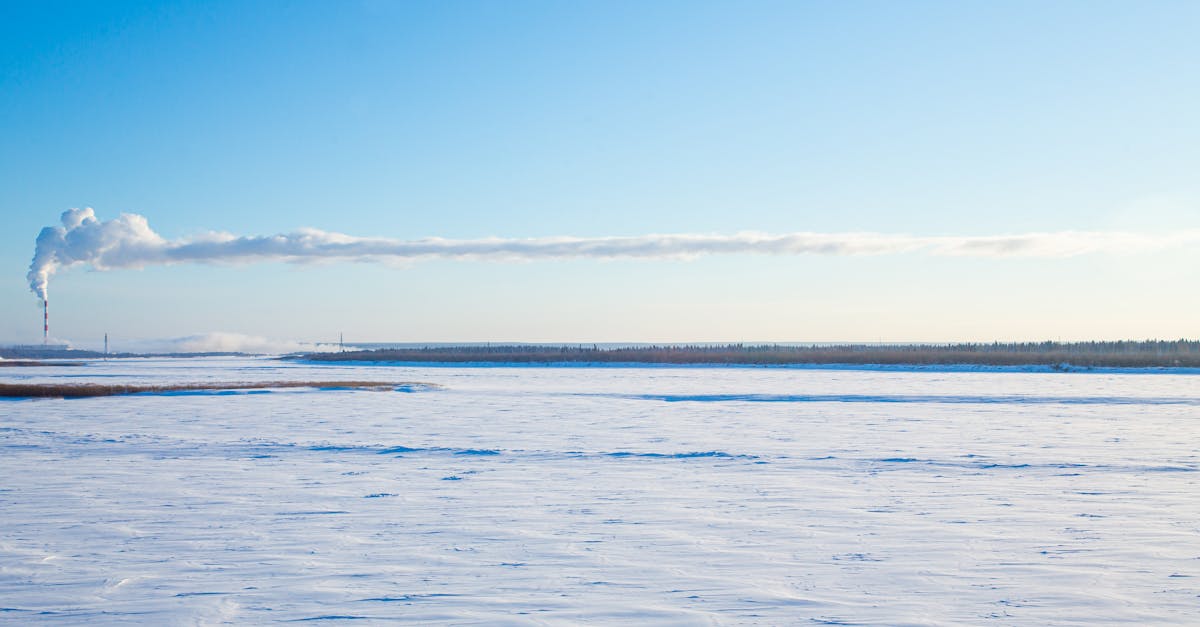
[
  {"x1": 0, "y1": 381, "x2": 431, "y2": 398},
  {"x1": 0, "y1": 360, "x2": 84, "y2": 368}
]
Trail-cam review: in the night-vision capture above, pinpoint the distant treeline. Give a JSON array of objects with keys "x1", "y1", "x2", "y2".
[
  {"x1": 0, "y1": 360, "x2": 84, "y2": 368},
  {"x1": 302, "y1": 340, "x2": 1200, "y2": 368}
]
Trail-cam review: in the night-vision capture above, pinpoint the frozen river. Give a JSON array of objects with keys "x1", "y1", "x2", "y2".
[{"x1": 2, "y1": 357, "x2": 1199, "y2": 625}]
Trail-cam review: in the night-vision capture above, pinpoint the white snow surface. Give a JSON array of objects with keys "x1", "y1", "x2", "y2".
[{"x1": 1, "y1": 357, "x2": 1199, "y2": 625}]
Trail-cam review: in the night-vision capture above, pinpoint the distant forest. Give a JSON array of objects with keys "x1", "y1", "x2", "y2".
[{"x1": 302, "y1": 341, "x2": 1200, "y2": 368}]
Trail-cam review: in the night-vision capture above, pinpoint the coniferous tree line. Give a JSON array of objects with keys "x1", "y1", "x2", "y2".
[{"x1": 305, "y1": 340, "x2": 1200, "y2": 367}]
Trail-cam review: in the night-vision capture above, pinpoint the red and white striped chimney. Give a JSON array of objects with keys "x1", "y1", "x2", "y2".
[{"x1": 43, "y1": 299, "x2": 48, "y2": 344}]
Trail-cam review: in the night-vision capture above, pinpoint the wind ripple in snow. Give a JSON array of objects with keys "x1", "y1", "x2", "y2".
[{"x1": 605, "y1": 393, "x2": 1200, "y2": 405}]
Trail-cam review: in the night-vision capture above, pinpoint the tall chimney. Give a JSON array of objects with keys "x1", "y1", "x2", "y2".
[{"x1": 43, "y1": 299, "x2": 48, "y2": 344}]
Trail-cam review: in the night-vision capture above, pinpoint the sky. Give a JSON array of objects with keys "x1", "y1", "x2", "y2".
[{"x1": 2, "y1": 0, "x2": 1199, "y2": 348}]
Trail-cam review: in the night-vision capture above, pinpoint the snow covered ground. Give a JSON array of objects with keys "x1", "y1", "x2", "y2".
[{"x1": 2, "y1": 357, "x2": 1198, "y2": 625}]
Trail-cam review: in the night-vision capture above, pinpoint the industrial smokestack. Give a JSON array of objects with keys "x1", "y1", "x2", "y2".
[{"x1": 43, "y1": 298, "x2": 48, "y2": 345}]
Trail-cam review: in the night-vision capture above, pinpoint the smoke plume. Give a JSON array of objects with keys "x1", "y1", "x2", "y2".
[
  {"x1": 27, "y1": 208, "x2": 1200, "y2": 299},
  {"x1": 111, "y1": 332, "x2": 339, "y2": 355}
]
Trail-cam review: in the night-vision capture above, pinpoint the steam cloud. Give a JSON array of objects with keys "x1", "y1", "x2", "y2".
[
  {"x1": 27, "y1": 208, "x2": 1200, "y2": 300},
  {"x1": 111, "y1": 332, "x2": 339, "y2": 355}
]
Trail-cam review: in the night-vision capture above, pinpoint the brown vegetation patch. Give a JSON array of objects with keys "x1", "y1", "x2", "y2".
[
  {"x1": 0, "y1": 360, "x2": 84, "y2": 367},
  {"x1": 0, "y1": 381, "x2": 434, "y2": 399}
]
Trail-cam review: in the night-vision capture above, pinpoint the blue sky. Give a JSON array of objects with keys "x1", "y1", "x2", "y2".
[{"x1": 2, "y1": 0, "x2": 1198, "y2": 346}]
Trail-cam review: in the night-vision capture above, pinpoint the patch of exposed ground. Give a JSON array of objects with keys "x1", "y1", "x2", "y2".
[{"x1": 0, "y1": 381, "x2": 438, "y2": 398}]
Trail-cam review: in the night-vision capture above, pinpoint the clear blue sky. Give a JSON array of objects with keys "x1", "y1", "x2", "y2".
[{"x1": 2, "y1": 0, "x2": 1198, "y2": 346}]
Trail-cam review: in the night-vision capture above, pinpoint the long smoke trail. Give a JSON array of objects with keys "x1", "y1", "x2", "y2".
[{"x1": 26, "y1": 208, "x2": 1200, "y2": 300}]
